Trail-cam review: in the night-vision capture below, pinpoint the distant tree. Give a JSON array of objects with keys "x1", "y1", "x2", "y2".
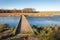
[
  {"x1": 0, "y1": 8, "x2": 39, "y2": 13},
  {"x1": 1, "y1": 9, "x2": 4, "y2": 13},
  {"x1": 0, "y1": 9, "x2": 2, "y2": 13},
  {"x1": 12, "y1": 9, "x2": 17, "y2": 13},
  {"x1": 22, "y1": 8, "x2": 38, "y2": 13}
]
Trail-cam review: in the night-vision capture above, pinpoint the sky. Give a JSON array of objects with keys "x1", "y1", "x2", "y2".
[{"x1": 0, "y1": 0, "x2": 60, "y2": 11}]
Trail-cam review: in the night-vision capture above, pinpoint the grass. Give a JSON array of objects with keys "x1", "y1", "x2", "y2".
[
  {"x1": 32, "y1": 25, "x2": 60, "y2": 40},
  {"x1": 0, "y1": 24, "x2": 60, "y2": 40},
  {"x1": 0, "y1": 24, "x2": 15, "y2": 39}
]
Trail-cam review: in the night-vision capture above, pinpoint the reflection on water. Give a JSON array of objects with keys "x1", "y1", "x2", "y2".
[
  {"x1": 0, "y1": 16, "x2": 20, "y2": 27},
  {"x1": 0, "y1": 16, "x2": 60, "y2": 27},
  {"x1": 26, "y1": 16, "x2": 60, "y2": 26}
]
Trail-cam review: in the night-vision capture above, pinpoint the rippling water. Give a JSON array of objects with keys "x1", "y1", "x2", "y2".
[
  {"x1": 26, "y1": 16, "x2": 60, "y2": 26},
  {"x1": 0, "y1": 16, "x2": 60, "y2": 27},
  {"x1": 0, "y1": 16, "x2": 20, "y2": 27}
]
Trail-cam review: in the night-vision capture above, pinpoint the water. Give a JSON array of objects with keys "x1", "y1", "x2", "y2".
[
  {"x1": 26, "y1": 16, "x2": 60, "y2": 26},
  {"x1": 0, "y1": 16, "x2": 20, "y2": 27},
  {"x1": 0, "y1": 16, "x2": 60, "y2": 27}
]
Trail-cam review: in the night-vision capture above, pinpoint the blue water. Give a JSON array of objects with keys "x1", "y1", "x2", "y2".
[
  {"x1": 0, "y1": 16, "x2": 20, "y2": 27},
  {"x1": 0, "y1": 16, "x2": 60, "y2": 27},
  {"x1": 26, "y1": 16, "x2": 60, "y2": 26}
]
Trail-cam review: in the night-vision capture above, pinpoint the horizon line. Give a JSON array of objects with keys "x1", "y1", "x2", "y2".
[{"x1": 0, "y1": 8, "x2": 60, "y2": 11}]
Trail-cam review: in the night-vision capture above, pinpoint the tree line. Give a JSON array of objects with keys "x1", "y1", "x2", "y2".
[{"x1": 0, "y1": 8, "x2": 39, "y2": 13}]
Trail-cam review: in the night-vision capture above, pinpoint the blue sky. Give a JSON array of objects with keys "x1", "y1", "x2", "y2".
[{"x1": 0, "y1": 0, "x2": 60, "y2": 11}]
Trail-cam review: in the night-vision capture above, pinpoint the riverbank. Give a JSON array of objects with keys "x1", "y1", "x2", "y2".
[{"x1": 0, "y1": 24, "x2": 60, "y2": 40}]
